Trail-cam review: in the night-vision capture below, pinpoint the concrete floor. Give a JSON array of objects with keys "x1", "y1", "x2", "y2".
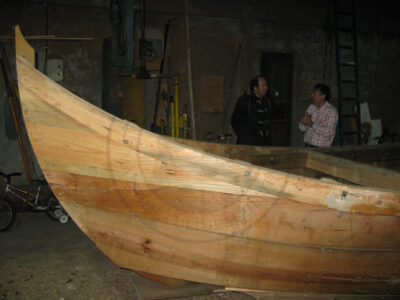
[{"x1": 0, "y1": 213, "x2": 251, "y2": 300}]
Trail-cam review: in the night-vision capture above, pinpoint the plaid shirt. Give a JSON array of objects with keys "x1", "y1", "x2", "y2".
[{"x1": 299, "y1": 102, "x2": 338, "y2": 147}]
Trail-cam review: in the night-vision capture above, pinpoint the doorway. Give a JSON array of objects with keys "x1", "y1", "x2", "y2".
[{"x1": 260, "y1": 52, "x2": 294, "y2": 146}]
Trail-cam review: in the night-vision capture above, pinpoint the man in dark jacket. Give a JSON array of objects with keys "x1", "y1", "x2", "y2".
[{"x1": 231, "y1": 75, "x2": 273, "y2": 146}]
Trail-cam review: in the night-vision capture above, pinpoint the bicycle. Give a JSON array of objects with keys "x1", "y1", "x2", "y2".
[
  {"x1": 0, "y1": 174, "x2": 15, "y2": 231},
  {"x1": 0, "y1": 172, "x2": 69, "y2": 231}
]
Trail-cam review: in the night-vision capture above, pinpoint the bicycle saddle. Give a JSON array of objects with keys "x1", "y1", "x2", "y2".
[{"x1": 0, "y1": 172, "x2": 22, "y2": 184}]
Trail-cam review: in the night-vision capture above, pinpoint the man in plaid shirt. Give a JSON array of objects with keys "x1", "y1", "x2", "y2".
[{"x1": 299, "y1": 84, "x2": 338, "y2": 147}]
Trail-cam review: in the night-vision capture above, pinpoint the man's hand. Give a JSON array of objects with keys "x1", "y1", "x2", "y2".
[{"x1": 300, "y1": 114, "x2": 313, "y2": 126}]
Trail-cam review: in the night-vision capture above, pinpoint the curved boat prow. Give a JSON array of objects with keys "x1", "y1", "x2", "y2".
[{"x1": 15, "y1": 25, "x2": 35, "y2": 67}]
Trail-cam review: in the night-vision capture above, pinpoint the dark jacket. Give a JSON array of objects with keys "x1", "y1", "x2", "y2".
[{"x1": 231, "y1": 91, "x2": 273, "y2": 146}]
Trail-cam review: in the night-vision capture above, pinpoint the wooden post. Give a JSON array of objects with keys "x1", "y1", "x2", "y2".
[
  {"x1": 184, "y1": 0, "x2": 196, "y2": 140},
  {"x1": 6, "y1": 96, "x2": 33, "y2": 184}
]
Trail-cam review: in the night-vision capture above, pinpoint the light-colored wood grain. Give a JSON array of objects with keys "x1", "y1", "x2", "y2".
[
  {"x1": 46, "y1": 171, "x2": 400, "y2": 250},
  {"x1": 15, "y1": 25, "x2": 35, "y2": 67},
  {"x1": 61, "y1": 201, "x2": 400, "y2": 294}
]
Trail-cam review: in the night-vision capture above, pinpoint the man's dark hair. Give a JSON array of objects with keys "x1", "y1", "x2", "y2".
[
  {"x1": 313, "y1": 83, "x2": 330, "y2": 101},
  {"x1": 249, "y1": 75, "x2": 265, "y2": 93}
]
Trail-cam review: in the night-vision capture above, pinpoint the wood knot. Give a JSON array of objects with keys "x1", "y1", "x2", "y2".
[{"x1": 142, "y1": 239, "x2": 151, "y2": 254}]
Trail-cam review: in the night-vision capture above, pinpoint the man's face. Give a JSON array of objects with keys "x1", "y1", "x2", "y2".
[
  {"x1": 254, "y1": 77, "x2": 268, "y2": 97},
  {"x1": 312, "y1": 89, "x2": 326, "y2": 107}
]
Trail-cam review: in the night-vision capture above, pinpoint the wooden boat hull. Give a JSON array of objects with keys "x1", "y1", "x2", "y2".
[
  {"x1": 61, "y1": 200, "x2": 400, "y2": 294},
  {"x1": 15, "y1": 26, "x2": 400, "y2": 295}
]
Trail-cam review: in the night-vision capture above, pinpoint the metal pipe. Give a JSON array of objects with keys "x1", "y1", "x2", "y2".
[
  {"x1": 111, "y1": 0, "x2": 135, "y2": 70},
  {"x1": 139, "y1": 0, "x2": 147, "y2": 74}
]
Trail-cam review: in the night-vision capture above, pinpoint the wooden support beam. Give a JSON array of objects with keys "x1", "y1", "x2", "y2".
[
  {"x1": 306, "y1": 151, "x2": 400, "y2": 191},
  {"x1": 320, "y1": 143, "x2": 400, "y2": 165},
  {"x1": 1, "y1": 34, "x2": 92, "y2": 40}
]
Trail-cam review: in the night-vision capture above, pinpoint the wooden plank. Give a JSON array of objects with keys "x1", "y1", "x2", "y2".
[
  {"x1": 2, "y1": 34, "x2": 93, "y2": 40},
  {"x1": 61, "y1": 201, "x2": 400, "y2": 294},
  {"x1": 228, "y1": 152, "x2": 307, "y2": 170},
  {"x1": 15, "y1": 25, "x2": 35, "y2": 67},
  {"x1": 26, "y1": 122, "x2": 268, "y2": 198},
  {"x1": 46, "y1": 171, "x2": 400, "y2": 250},
  {"x1": 320, "y1": 144, "x2": 400, "y2": 165},
  {"x1": 306, "y1": 151, "x2": 400, "y2": 191},
  {"x1": 20, "y1": 87, "x2": 94, "y2": 133},
  {"x1": 176, "y1": 140, "x2": 400, "y2": 170},
  {"x1": 177, "y1": 139, "x2": 305, "y2": 158},
  {"x1": 175, "y1": 138, "x2": 229, "y2": 157}
]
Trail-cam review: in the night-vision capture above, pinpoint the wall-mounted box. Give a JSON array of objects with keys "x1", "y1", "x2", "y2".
[{"x1": 46, "y1": 58, "x2": 64, "y2": 82}]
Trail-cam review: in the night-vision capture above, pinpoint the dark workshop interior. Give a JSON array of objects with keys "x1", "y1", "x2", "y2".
[{"x1": 1, "y1": 0, "x2": 400, "y2": 299}]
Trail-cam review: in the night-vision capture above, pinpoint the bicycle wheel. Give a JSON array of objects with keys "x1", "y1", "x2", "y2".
[
  {"x1": 0, "y1": 198, "x2": 16, "y2": 231},
  {"x1": 46, "y1": 196, "x2": 64, "y2": 221}
]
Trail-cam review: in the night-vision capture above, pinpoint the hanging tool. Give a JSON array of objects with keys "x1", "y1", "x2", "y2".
[{"x1": 333, "y1": 0, "x2": 362, "y2": 145}]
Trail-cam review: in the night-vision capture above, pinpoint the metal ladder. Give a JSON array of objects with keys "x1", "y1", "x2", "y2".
[{"x1": 333, "y1": 0, "x2": 362, "y2": 145}]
